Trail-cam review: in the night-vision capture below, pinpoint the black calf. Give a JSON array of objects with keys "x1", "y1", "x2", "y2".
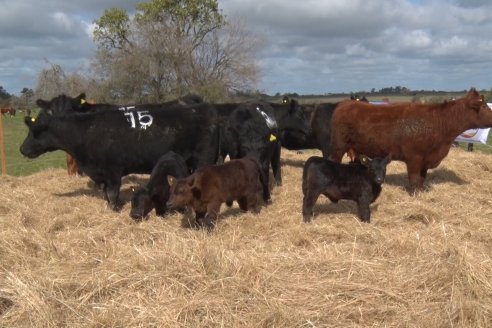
[
  {"x1": 130, "y1": 151, "x2": 189, "y2": 220},
  {"x1": 302, "y1": 155, "x2": 391, "y2": 223}
]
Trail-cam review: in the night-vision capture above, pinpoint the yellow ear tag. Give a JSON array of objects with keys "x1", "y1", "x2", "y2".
[
  {"x1": 269, "y1": 134, "x2": 277, "y2": 142},
  {"x1": 31, "y1": 117, "x2": 36, "y2": 122},
  {"x1": 80, "y1": 98, "x2": 86, "y2": 104}
]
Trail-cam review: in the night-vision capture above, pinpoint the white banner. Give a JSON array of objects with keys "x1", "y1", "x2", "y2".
[
  {"x1": 455, "y1": 128, "x2": 490, "y2": 144},
  {"x1": 454, "y1": 103, "x2": 492, "y2": 144}
]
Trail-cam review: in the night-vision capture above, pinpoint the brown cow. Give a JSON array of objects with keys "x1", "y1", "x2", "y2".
[
  {"x1": 66, "y1": 154, "x2": 79, "y2": 176},
  {"x1": 166, "y1": 157, "x2": 261, "y2": 230},
  {"x1": 329, "y1": 88, "x2": 492, "y2": 192},
  {"x1": 1, "y1": 107, "x2": 15, "y2": 117}
]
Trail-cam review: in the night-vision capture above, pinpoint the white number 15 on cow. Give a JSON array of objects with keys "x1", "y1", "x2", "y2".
[{"x1": 118, "y1": 106, "x2": 153, "y2": 129}]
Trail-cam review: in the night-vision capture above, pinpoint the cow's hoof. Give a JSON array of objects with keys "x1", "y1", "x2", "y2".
[{"x1": 303, "y1": 215, "x2": 312, "y2": 223}]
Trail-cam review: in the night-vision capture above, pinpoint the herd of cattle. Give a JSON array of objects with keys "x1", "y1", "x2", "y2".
[{"x1": 19, "y1": 88, "x2": 492, "y2": 229}]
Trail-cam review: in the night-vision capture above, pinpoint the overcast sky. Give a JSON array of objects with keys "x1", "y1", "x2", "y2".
[{"x1": 1, "y1": 0, "x2": 492, "y2": 95}]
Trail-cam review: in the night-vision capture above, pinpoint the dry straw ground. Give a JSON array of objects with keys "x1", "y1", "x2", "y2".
[{"x1": 1, "y1": 148, "x2": 491, "y2": 327}]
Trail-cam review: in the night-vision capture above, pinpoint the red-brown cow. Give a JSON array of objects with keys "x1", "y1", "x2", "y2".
[
  {"x1": 329, "y1": 88, "x2": 492, "y2": 192},
  {"x1": 166, "y1": 157, "x2": 261, "y2": 230},
  {"x1": 1, "y1": 107, "x2": 15, "y2": 116},
  {"x1": 66, "y1": 154, "x2": 79, "y2": 176}
]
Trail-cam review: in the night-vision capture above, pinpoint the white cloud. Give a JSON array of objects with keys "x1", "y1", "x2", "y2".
[{"x1": 2, "y1": 0, "x2": 492, "y2": 95}]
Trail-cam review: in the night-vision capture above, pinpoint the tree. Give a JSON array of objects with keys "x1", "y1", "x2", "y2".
[
  {"x1": 0, "y1": 86, "x2": 11, "y2": 102},
  {"x1": 34, "y1": 62, "x2": 94, "y2": 102},
  {"x1": 35, "y1": 63, "x2": 66, "y2": 99},
  {"x1": 20, "y1": 88, "x2": 34, "y2": 109},
  {"x1": 92, "y1": 0, "x2": 261, "y2": 102}
]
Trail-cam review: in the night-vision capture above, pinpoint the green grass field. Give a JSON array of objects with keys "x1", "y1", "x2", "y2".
[
  {"x1": 1, "y1": 114, "x2": 66, "y2": 176},
  {"x1": 1, "y1": 109, "x2": 492, "y2": 176}
]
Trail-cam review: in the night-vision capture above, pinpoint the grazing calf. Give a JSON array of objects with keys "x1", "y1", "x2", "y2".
[
  {"x1": 130, "y1": 151, "x2": 189, "y2": 220},
  {"x1": 302, "y1": 155, "x2": 391, "y2": 223},
  {"x1": 166, "y1": 157, "x2": 261, "y2": 230}
]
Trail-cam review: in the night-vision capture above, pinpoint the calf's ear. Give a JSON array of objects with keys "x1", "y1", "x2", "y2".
[{"x1": 167, "y1": 175, "x2": 176, "y2": 186}]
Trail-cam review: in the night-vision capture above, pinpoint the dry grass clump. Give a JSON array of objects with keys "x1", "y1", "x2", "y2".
[{"x1": 1, "y1": 148, "x2": 492, "y2": 327}]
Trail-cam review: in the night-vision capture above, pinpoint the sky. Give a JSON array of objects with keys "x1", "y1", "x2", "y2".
[{"x1": 1, "y1": 0, "x2": 492, "y2": 96}]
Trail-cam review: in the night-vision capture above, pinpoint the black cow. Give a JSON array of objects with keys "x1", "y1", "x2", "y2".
[
  {"x1": 223, "y1": 101, "x2": 280, "y2": 202},
  {"x1": 215, "y1": 98, "x2": 310, "y2": 188},
  {"x1": 20, "y1": 101, "x2": 220, "y2": 210},
  {"x1": 269, "y1": 98, "x2": 311, "y2": 145},
  {"x1": 36, "y1": 93, "x2": 204, "y2": 115},
  {"x1": 280, "y1": 102, "x2": 339, "y2": 158},
  {"x1": 302, "y1": 154, "x2": 391, "y2": 223},
  {"x1": 34, "y1": 93, "x2": 204, "y2": 179},
  {"x1": 130, "y1": 151, "x2": 189, "y2": 220}
]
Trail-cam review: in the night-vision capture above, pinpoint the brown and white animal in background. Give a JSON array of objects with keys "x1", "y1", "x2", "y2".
[
  {"x1": 302, "y1": 154, "x2": 391, "y2": 223},
  {"x1": 329, "y1": 88, "x2": 492, "y2": 191},
  {"x1": 166, "y1": 157, "x2": 261, "y2": 230}
]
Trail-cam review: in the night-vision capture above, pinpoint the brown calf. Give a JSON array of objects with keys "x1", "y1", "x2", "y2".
[{"x1": 166, "y1": 157, "x2": 261, "y2": 230}]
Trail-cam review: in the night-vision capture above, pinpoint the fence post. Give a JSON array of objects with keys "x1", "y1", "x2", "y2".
[{"x1": 0, "y1": 113, "x2": 6, "y2": 175}]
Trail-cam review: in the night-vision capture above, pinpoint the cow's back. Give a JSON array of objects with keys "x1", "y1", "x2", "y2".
[
  {"x1": 329, "y1": 101, "x2": 431, "y2": 161},
  {"x1": 198, "y1": 158, "x2": 259, "y2": 202},
  {"x1": 63, "y1": 102, "x2": 219, "y2": 175}
]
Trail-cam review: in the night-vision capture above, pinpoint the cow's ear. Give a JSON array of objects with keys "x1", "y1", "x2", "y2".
[
  {"x1": 360, "y1": 155, "x2": 371, "y2": 166},
  {"x1": 167, "y1": 175, "x2": 175, "y2": 186},
  {"x1": 468, "y1": 91, "x2": 483, "y2": 111},
  {"x1": 385, "y1": 154, "x2": 392, "y2": 164},
  {"x1": 36, "y1": 99, "x2": 50, "y2": 109},
  {"x1": 191, "y1": 187, "x2": 201, "y2": 200}
]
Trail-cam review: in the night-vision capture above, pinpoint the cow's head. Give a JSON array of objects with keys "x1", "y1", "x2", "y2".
[
  {"x1": 275, "y1": 99, "x2": 311, "y2": 141},
  {"x1": 360, "y1": 154, "x2": 392, "y2": 185},
  {"x1": 36, "y1": 93, "x2": 88, "y2": 114},
  {"x1": 19, "y1": 110, "x2": 57, "y2": 158},
  {"x1": 166, "y1": 175, "x2": 200, "y2": 209},
  {"x1": 463, "y1": 88, "x2": 492, "y2": 128},
  {"x1": 130, "y1": 187, "x2": 154, "y2": 220}
]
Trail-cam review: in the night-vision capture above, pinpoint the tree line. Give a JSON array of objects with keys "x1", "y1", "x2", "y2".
[
  {"x1": 4, "y1": 0, "x2": 261, "y2": 108},
  {"x1": 2, "y1": 0, "x2": 492, "y2": 107}
]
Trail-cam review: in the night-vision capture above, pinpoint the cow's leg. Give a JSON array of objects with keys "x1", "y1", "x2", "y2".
[
  {"x1": 271, "y1": 141, "x2": 282, "y2": 186},
  {"x1": 204, "y1": 201, "x2": 221, "y2": 231},
  {"x1": 406, "y1": 160, "x2": 425, "y2": 193},
  {"x1": 357, "y1": 197, "x2": 372, "y2": 223},
  {"x1": 246, "y1": 193, "x2": 259, "y2": 213},
  {"x1": 237, "y1": 197, "x2": 248, "y2": 211},
  {"x1": 320, "y1": 143, "x2": 330, "y2": 159},
  {"x1": 259, "y1": 162, "x2": 272, "y2": 204},
  {"x1": 104, "y1": 178, "x2": 122, "y2": 211},
  {"x1": 302, "y1": 189, "x2": 321, "y2": 223}
]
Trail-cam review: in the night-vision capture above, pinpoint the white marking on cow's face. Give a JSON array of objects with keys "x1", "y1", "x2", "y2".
[{"x1": 256, "y1": 107, "x2": 277, "y2": 129}]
